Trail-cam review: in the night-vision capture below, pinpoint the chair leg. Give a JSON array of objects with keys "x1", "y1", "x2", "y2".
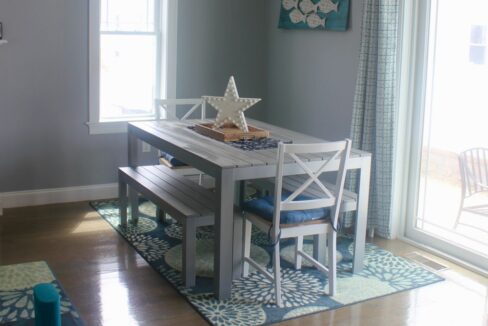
[
  {"x1": 273, "y1": 242, "x2": 283, "y2": 307},
  {"x1": 295, "y1": 236, "x2": 303, "y2": 270},
  {"x1": 242, "y1": 219, "x2": 252, "y2": 277},
  {"x1": 327, "y1": 228, "x2": 337, "y2": 296},
  {"x1": 183, "y1": 219, "x2": 196, "y2": 288},
  {"x1": 129, "y1": 189, "x2": 139, "y2": 225},
  {"x1": 119, "y1": 181, "x2": 128, "y2": 228},
  {"x1": 454, "y1": 198, "x2": 465, "y2": 228}
]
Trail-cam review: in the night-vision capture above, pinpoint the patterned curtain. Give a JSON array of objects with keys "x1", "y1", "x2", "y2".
[{"x1": 349, "y1": 0, "x2": 400, "y2": 238}]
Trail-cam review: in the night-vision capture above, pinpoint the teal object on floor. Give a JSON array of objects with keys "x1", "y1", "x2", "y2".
[{"x1": 34, "y1": 283, "x2": 61, "y2": 326}]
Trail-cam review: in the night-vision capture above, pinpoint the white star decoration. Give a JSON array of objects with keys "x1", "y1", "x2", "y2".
[{"x1": 203, "y1": 76, "x2": 261, "y2": 132}]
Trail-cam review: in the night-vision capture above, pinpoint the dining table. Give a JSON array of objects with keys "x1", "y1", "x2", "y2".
[{"x1": 127, "y1": 118, "x2": 372, "y2": 300}]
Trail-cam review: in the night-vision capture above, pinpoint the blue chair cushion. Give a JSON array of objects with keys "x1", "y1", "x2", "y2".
[
  {"x1": 160, "y1": 152, "x2": 188, "y2": 167},
  {"x1": 242, "y1": 192, "x2": 331, "y2": 224}
]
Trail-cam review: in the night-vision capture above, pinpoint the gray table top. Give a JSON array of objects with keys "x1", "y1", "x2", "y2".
[{"x1": 130, "y1": 119, "x2": 371, "y2": 170}]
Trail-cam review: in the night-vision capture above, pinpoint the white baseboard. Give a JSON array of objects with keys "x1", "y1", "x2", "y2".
[{"x1": 0, "y1": 183, "x2": 118, "y2": 215}]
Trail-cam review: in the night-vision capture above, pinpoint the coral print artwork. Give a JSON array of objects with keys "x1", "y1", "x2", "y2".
[{"x1": 279, "y1": 0, "x2": 350, "y2": 31}]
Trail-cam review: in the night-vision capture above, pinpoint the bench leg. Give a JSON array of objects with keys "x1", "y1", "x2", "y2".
[
  {"x1": 183, "y1": 219, "x2": 196, "y2": 288},
  {"x1": 119, "y1": 180, "x2": 128, "y2": 228},
  {"x1": 129, "y1": 188, "x2": 139, "y2": 225},
  {"x1": 156, "y1": 207, "x2": 166, "y2": 223}
]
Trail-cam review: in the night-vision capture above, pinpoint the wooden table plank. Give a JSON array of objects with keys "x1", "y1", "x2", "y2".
[
  {"x1": 150, "y1": 121, "x2": 270, "y2": 166},
  {"x1": 131, "y1": 122, "x2": 240, "y2": 169}
]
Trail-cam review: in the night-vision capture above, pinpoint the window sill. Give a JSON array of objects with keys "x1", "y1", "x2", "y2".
[{"x1": 86, "y1": 121, "x2": 129, "y2": 135}]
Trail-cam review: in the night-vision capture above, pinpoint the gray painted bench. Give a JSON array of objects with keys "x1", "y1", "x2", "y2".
[{"x1": 118, "y1": 165, "x2": 215, "y2": 288}]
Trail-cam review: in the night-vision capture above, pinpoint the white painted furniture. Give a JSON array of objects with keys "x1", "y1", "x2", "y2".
[
  {"x1": 118, "y1": 165, "x2": 215, "y2": 288},
  {"x1": 242, "y1": 140, "x2": 351, "y2": 307},
  {"x1": 127, "y1": 119, "x2": 371, "y2": 300},
  {"x1": 456, "y1": 147, "x2": 488, "y2": 227}
]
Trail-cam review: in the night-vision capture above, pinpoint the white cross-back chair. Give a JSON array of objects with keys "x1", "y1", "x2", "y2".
[
  {"x1": 154, "y1": 99, "x2": 210, "y2": 184},
  {"x1": 155, "y1": 98, "x2": 206, "y2": 122},
  {"x1": 456, "y1": 147, "x2": 488, "y2": 227},
  {"x1": 242, "y1": 139, "x2": 352, "y2": 307}
]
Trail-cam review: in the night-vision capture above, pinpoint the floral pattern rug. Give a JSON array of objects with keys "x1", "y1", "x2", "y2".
[
  {"x1": 0, "y1": 261, "x2": 83, "y2": 325},
  {"x1": 91, "y1": 199, "x2": 444, "y2": 326}
]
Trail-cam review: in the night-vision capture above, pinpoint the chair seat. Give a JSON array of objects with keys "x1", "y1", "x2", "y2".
[{"x1": 243, "y1": 193, "x2": 331, "y2": 225}]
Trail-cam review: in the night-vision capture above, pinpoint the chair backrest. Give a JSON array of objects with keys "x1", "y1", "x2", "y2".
[
  {"x1": 459, "y1": 147, "x2": 488, "y2": 197},
  {"x1": 272, "y1": 139, "x2": 352, "y2": 231},
  {"x1": 154, "y1": 99, "x2": 206, "y2": 121}
]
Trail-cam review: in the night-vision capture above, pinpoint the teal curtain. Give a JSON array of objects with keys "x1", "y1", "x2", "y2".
[{"x1": 349, "y1": 0, "x2": 400, "y2": 238}]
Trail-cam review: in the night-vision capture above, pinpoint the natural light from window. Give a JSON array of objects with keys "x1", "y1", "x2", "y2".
[{"x1": 99, "y1": 0, "x2": 161, "y2": 122}]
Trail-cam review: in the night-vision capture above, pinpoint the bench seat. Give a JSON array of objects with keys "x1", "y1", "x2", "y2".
[{"x1": 118, "y1": 165, "x2": 215, "y2": 287}]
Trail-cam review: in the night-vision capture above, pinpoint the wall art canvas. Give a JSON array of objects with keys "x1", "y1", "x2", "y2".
[{"x1": 279, "y1": 0, "x2": 350, "y2": 31}]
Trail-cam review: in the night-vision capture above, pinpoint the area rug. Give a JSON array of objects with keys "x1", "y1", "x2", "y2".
[
  {"x1": 0, "y1": 261, "x2": 83, "y2": 325},
  {"x1": 91, "y1": 199, "x2": 444, "y2": 326}
]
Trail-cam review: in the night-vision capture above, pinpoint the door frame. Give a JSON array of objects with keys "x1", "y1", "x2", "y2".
[{"x1": 395, "y1": 0, "x2": 488, "y2": 273}]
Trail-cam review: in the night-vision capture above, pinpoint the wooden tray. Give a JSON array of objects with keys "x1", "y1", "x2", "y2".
[{"x1": 194, "y1": 123, "x2": 270, "y2": 142}]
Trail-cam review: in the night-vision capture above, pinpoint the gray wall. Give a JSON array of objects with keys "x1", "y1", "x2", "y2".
[
  {"x1": 176, "y1": 0, "x2": 267, "y2": 119},
  {"x1": 0, "y1": 0, "x2": 266, "y2": 192},
  {"x1": 263, "y1": 0, "x2": 363, "y2": 141}
]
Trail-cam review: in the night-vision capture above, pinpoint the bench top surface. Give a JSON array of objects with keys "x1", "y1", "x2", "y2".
[{"x1": 120, "y1": 165, "x2": 215, "y2": 219}]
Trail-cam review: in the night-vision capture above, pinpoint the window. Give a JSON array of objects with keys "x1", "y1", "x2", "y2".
[
  {"x1": 469, "y1": 25, "x2": 487, "y2": 65},
  {"x1": 88, "y1": 0, "x2": 177, "y2": 134}
]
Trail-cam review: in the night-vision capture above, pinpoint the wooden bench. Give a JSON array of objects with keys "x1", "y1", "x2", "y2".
[{"x1": 118, "y1": 165, "x2": 215, "y2": 288}]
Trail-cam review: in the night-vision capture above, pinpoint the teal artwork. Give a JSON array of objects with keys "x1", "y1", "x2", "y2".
[{"x1": 279, "y1": 0, "x2": 350, "y2": 31}]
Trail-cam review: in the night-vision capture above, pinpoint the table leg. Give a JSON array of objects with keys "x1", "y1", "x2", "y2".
[
  {"x1": 232, "y1": 181, "x2": 246, "y2": 279},
  {"x1": 214, "y1": 169, "x2": 235, "y2": 300},
  {"x1": 128, "y1": 128, "x2": 138, "y2": 168},
  {"x1": 353, "y1": 156, "x2": 371, "y2": 273}
]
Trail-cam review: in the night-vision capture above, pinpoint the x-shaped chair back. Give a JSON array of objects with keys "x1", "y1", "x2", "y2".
[
  {"x1": 155, "y1": 99, "x2": 207, "y2": 121},
  {"x1": 273, "y1": 139, "x2": 352, "y2": 230}
]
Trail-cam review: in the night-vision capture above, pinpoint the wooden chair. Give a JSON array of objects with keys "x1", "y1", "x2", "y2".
[
  {"x1": 241, "y1": 139, "x2": 351, "y2": 307},
  {"x1": 456, "y1": 147, "x2": 488, "y2": 227}
]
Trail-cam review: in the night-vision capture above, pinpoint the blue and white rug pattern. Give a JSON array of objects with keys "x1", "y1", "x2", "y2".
[{"x1": 91, "y1": 200, "x2": 443, "y2": 326}]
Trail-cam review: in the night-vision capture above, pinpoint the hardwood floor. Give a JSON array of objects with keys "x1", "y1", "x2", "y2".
[{"x1": 0, "y1": 202, "x2": 486, "y2": 325}]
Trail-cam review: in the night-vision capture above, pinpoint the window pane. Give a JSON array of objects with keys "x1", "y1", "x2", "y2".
[
  {"x1": 469, "y1": 45, "x2": 486, "y2": 65},
  {"x1": 470, "y1": 25, "x2": 486, "y2": 45},
  {"x1": 100, "y1": 35, "x2": 157, "y2": 121},
  {"x1": 101, "y1": 0, "x2": 156, "y2": 32}
]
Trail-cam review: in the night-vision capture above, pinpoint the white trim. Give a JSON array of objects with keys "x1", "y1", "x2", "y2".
[
  {"x1": 87, "y1": 0, "x2": 178, "y2": 135},
  {"x1": 88, "y1": 0, "x2": 101, "y2": 134},
  {"x1": 397, "y1": 0, "x2": 488, "y2": 272},
  {"x1": 86, "y1": 121, "x2": 128, "y2": 134},
  {"x1": 0, "y1": 183, "x2": 118, "y2": 215},
  {"x1": 165, "y1": 0, "x2": 178, "y2": 100},
  {"x1": 392, "y1": 0, "x2": 425, "y2": 239},
  {"x1": 398, "y1": 236, "x2": 488, "y2": 277}
]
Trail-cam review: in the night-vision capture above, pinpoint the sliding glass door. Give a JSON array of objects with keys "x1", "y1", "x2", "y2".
[{"x1": 405, "y1": 0, "x2": 488, "y2": 271}]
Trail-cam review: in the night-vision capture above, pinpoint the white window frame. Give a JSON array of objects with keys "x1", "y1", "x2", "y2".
[
  {"x1": 395, "y1": 0, "x2": 488, "y2": 274},
  {"x1": 87, "y1": 0, "x2": 178, "y2": 135}
]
